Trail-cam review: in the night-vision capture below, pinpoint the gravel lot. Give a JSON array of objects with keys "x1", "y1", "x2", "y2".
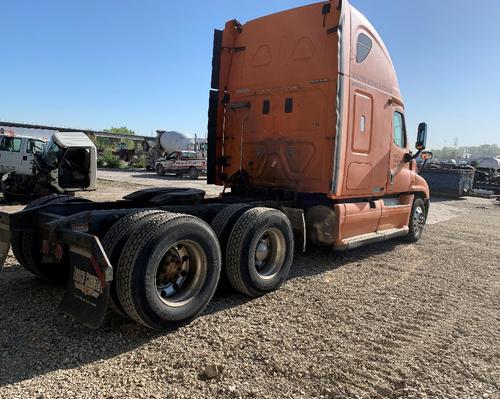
[{"x1": 0, "y1": 171, "x2": 499, "y2": 399}]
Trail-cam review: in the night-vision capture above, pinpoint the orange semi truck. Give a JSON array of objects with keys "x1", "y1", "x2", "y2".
[{"x1": 0, "y1": 0, "x2": 431, "y2": 330}]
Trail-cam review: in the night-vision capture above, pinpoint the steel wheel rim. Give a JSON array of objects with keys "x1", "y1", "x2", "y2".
[
  {"x1": 254, "y1": 228, "x2": 286, "y2": 280},
  {"x1": 413, "y1": 206, "x2": 426, "y2": 235},
  {"x1": 154, "y1": 240, "x2": 207, "y2": 307}
]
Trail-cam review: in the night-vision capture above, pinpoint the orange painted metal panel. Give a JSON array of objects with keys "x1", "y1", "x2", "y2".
[
  {"x1": 215, "y1": 0, "x2": 430, "y2": 206},
  {"x1": 216, "y1": 1, "x2": 341, "y2": 193}
]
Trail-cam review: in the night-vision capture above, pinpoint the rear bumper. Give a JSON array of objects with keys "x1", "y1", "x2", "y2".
[{"x1": 0, "y1": 210, "x2": 113, "y2": 329}]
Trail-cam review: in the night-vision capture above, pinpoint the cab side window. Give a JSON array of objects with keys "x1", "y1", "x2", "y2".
[
  {"x1": 28, "y1": 139, "x2": 45, "y2": 154},
  {"x1": 356, "y1": 33, "x2": 373, "y2": 63},
  {"x1": 0, "y1": 137, "x2": 22, "y2": 152},
  {"x1": 0, "y1": 137, "x2": 7, "y2": 151},
  {"x1": 393, "y1": 112, "x2": 407, "y2": 148},
  {"x1": 11, "y1": 138, "x2": 22, "y2": 152}
]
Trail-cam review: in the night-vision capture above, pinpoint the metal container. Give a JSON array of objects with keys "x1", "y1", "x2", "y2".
[{"x1": 421, "y1": 166, "x2": 476, "y2": 198}]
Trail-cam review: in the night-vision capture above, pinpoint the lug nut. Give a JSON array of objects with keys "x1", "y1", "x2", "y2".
[{"x1": 54, "y1": 243, "x2": 64, "y2": 260}]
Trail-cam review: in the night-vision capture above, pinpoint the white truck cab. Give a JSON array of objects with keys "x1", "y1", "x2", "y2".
[
  {"x1": 0, "y1": 132, "x2": 97, "y2": 202},
  {"x1": 0, "y1": 134, "x2": 46, "y2": 176}
]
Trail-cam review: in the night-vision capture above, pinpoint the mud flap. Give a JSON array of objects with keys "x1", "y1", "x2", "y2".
[
  {"x1": 280, "y1": 207, "x2": 306, "y2": 253},
  {"x1": 59, "y1": 232, "x2": 113, "y2": 329}
]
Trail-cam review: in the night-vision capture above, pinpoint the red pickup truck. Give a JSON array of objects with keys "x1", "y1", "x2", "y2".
[{"x1": 155, "y1": 150, "x2": 207, "y2": 179}]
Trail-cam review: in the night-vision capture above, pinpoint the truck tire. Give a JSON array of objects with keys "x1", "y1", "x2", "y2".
[
  {"x1": 11, "y1": 194, "x2": 62, "y2": 274},
  {"x1": 225, "y1": 208, "x2": 294, "y2": 297},
  {"x1": 116, "y1": 212, "x2": 221, "y2": 330},
  {"x1": 16, "y1": 195, "x2": 85, "y2": 284},
  {"x1": 102, "y1": 209, "x2": 166, "y2": 317},
  {"x1": 156, "y1": 164, "x2": 165, "y2": 176},
  {"x1": 210, "y1": 204, "x2": 253, "y2": 290},
  {"x1": 188, "y1": 167, "x2": 199, "y2": 179},
  {"x1": 402, "y1": 197, "x2": 427, "y2": 243}
]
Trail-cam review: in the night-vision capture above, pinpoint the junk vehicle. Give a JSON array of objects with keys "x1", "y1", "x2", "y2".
[
  {"x1": 155, "y1": 150, "x2": 207, "y2": 178},
  {"x1": 0, "y1": 132, "x2": 97, "y2": 203},
  {"x1": 147, "y1": 131, "x2": 207, "y2": 170},
  {"x1": 472, "y1": 157, "x2": 500, "y2": 193},
  {"x1": 0, "y1": 0, "x2": 431, "y2": 330}
]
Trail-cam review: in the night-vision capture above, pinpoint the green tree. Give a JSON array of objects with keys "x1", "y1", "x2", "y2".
[
  {"x1": 430, "y1": 144, "x2": 499, "y2": 161},
  {"x1": 97, "y1": 126, "x2": 136, "y2": 151},
  {"x1": 104, "y1": 126, "x2": 136, "y2": 136}
]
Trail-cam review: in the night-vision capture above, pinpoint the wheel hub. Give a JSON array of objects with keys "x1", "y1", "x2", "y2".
[
  {"x1": 255, "y1": 241, "x2": 270, "y2": 264},
  {"x1": 413, "y1": 206, "x2": 425, "y2": 234},
  {"x1": 154, "y1": 241, "x2": 207, "y2": 307},
  {"x1": 253, "y1": 229, "x2": 286, "y2": 278},
  {"x1": 157, "y1": 245, "x2": 190, "y2": 298}
]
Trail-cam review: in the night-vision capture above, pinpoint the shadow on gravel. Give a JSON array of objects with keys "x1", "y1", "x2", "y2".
[
  {"x1": 430, "y1": 196, "x2": 467, "y2": 203},
  {"x1": 0, "y1": 239, "x2": 400, "y2": 386},
  {"x1": 288, "y1": 239, "x2": 399, "y2": 281}
]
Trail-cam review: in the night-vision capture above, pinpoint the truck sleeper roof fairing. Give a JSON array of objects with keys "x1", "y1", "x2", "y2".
[
  {"x1": 209, "y1": 0, "x2": 404, "y2": 198},
  {"x1": 53, "y1": 132, "x2": 96, "y2": 149}
]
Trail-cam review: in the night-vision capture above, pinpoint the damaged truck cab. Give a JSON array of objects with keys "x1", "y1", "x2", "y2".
[{"x1": 0, "y1": 0, "x2": 430, "y2": 330}]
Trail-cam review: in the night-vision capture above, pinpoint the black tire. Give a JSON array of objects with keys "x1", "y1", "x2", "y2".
[
  {"x1": 402, "y1": 197, "x2": 427, "y2": 243},
  {"x1": 156, "y1": 164, "x2": 165, "y2": 176},
  {"x1": 226, "y1": 207, "x2": 294, "y2": 297},
  {"x1": 102, "y1": 209, "x2": 166, "y2": 317},
  {"x1": 116, "y1": 212, "x2": 221, "y2": 330},
  {"x1": 188, "y1": 167, "x2": 199, "y2": 179},
  {"x1": 11, "y1": 194, "x2": 61, "y2": 274},
  {"x1": 211, "y1": 204, "x2": 253, "y2": 290},
  {"x1": 14, "y1": 195, "x2": 85, "y2": 284}
]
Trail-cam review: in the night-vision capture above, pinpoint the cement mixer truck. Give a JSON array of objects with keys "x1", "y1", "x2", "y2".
[
  {"x1": 155, "y1": 131, "x2": 207, "y2": 157},
  {"x1": 148, "y1": 131, "x2": 207, "y2": 177}
]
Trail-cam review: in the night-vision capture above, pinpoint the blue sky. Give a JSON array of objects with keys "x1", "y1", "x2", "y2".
[{"x1": 1, "y1": 0, "x2": 499, "y2": 149}]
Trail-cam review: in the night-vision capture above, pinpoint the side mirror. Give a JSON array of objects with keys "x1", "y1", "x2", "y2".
[
  {"x1": 421, "y1": 151, "x2": 433, "y2": 161},
  {"x1": 416, "y1": 123, "x2": 428, "y2": 151}
]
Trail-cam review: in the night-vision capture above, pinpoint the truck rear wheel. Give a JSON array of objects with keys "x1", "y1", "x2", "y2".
[
  {"x1": 11, "y1": 194, "x2": 62, "y2": 274},
  {"x1": 402, "y1": 197, "x2": 427, "y2": 243},
  {"x1": 116, "y1": 212, "x2": 221, "y2": 330},
  {"x1": 226, "y1": 208, "x2": 294, "y2": 297},
  {"x1": 188, "y1": 167, "x2": 199, "y2": 179},
  {"x1": 210, "y1": 204, "x2": 253, "y2": 290},
  {"x1": 211, "y1": 204, "x2": 254, "y2": 247},
  {"x1": 12, "y1": 195, "x2": 81, "y2": 284},
  {"x1": 156, "y1": 164, "x2": 165, "y2": 176},
  {"x1": 102, "y1": 209, "x2": 166, "y2": 317}
]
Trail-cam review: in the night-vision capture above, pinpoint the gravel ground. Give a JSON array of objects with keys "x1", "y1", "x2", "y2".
[{"x1": 0, "y1": 174, "x2": 499, "y2": 399}]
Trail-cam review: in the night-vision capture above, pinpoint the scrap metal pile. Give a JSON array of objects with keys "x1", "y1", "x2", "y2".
[{"x1": 473, "y1": 167, "x2": 500, "y2": 194}]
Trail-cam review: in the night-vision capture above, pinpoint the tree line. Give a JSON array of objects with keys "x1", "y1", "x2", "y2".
[{"x1": 430, "y1": 144, "x2": 499, "y2": 161}]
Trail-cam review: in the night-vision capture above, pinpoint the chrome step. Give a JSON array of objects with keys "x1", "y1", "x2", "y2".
[{"x1": 335, "y1": 227, "x2": 409, "y2": 251}]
